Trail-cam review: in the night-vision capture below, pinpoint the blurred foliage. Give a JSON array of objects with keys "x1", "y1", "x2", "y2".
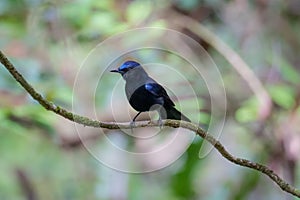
[{"x1": 1, "y1": 0, "x2": 300, "y2": 200}]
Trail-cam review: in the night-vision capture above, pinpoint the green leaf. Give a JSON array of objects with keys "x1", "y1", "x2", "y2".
[
  {"x1": 280, "y1": 58, "x2": 300, "y2": 84},
  {"x1": 235, "y1": 98, "x2": 259, "y2": 123},
  {"x1": 126, "y1": 1, "x2": 152, "y2": 24},
  {"x1": 268, "y1": 85, "x2": 295, "y2": 109}
]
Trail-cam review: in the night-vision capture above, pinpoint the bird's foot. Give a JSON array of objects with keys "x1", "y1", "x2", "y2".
[
  {"x1": 157, "y1": 117, "x2": 163, "y2": 130},
  {"x1": 130, "y1": 120, "x2": 136, "y2": 128},
  {"x1": 130, "y1": 120, "x2": 135, "y2": 133},
  {"x1": 130, "y1": 112, "x2": 141, "y2": 134}
]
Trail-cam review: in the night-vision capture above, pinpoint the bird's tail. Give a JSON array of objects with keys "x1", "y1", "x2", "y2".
[{"x1": 162, "y1": 106, "x2": 191, "y2": 122}]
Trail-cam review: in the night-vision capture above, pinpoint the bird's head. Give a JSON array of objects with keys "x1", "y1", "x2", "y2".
[{"x1": 110, "y1": 61, "x2": 141, "y2": 76}]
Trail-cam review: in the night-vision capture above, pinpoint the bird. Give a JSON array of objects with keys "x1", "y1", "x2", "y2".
[{"x1": 110, "y1": 60, "x2": 190, "y2": 124}]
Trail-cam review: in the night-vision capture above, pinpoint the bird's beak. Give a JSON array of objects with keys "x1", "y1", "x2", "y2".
[{"x1": 110, "y1": 69, "x2": 119, "y2": 73}]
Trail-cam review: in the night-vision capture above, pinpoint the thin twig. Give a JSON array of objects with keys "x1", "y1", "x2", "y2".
[
  {"x1": 15, "y1": 169, "x2": 38, "y2": 200},
  {"x1": 0, "y1": 50, "x2": 299, "y2": 198}
]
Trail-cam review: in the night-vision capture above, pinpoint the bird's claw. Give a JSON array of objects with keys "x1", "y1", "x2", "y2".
[
  {"x1": 130, "y1": 120, "x2": 136, "y2": 128},
  {"x1": 130, "y1": 120, "x2": 135, "y2": 134},
  {"x1": 157, "y1": 117, "x2": 163, "y2": 130}
]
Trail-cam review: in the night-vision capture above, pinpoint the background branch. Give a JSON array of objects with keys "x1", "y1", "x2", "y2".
[
  {"x1": 0, "y1": 50, "x2": 299, "y2": 198},
  {"x1": 170, "y1": 11, "x2": 273, "y2": 120}
]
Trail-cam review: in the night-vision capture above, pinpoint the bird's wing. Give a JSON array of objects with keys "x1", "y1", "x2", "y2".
[{"x1": 145, "y1": 82, "x2": 175, "y2": 106}]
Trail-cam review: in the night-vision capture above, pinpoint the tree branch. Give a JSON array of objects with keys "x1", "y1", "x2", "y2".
[{"x1": 0, "y1": 50, "x2": 299, "y2": 198}]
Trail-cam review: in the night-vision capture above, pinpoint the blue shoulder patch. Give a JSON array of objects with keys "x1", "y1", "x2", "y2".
[{"x1": 145, "y1": 83, "x2": 162, "y2": 96}]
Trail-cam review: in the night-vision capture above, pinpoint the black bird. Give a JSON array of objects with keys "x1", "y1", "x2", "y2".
[{"x1": 110, "y1": 60, "x2": 190, "y2": 123}]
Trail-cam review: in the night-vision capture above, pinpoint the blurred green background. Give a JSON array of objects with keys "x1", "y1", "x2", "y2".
[{"x1": 1, "y1": 0, "x2": 300, "y2": 199}]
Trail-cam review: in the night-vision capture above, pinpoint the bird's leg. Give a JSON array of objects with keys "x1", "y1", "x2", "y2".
[{"x1": 130, "y1": 112, "x2": 142, "y2": 130}]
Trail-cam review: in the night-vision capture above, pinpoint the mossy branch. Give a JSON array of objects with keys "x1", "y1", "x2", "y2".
[{"x1": 0, "y1": 50, "x2": 299, "y2": 198}]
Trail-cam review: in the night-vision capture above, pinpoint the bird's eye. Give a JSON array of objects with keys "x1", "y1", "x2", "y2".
[
  {"x1": 124, "y1": 66, "x2": 134, "y2": 72},
  {"x1": 119, "y1": 64, "x2": 136, "y2": 73}
]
